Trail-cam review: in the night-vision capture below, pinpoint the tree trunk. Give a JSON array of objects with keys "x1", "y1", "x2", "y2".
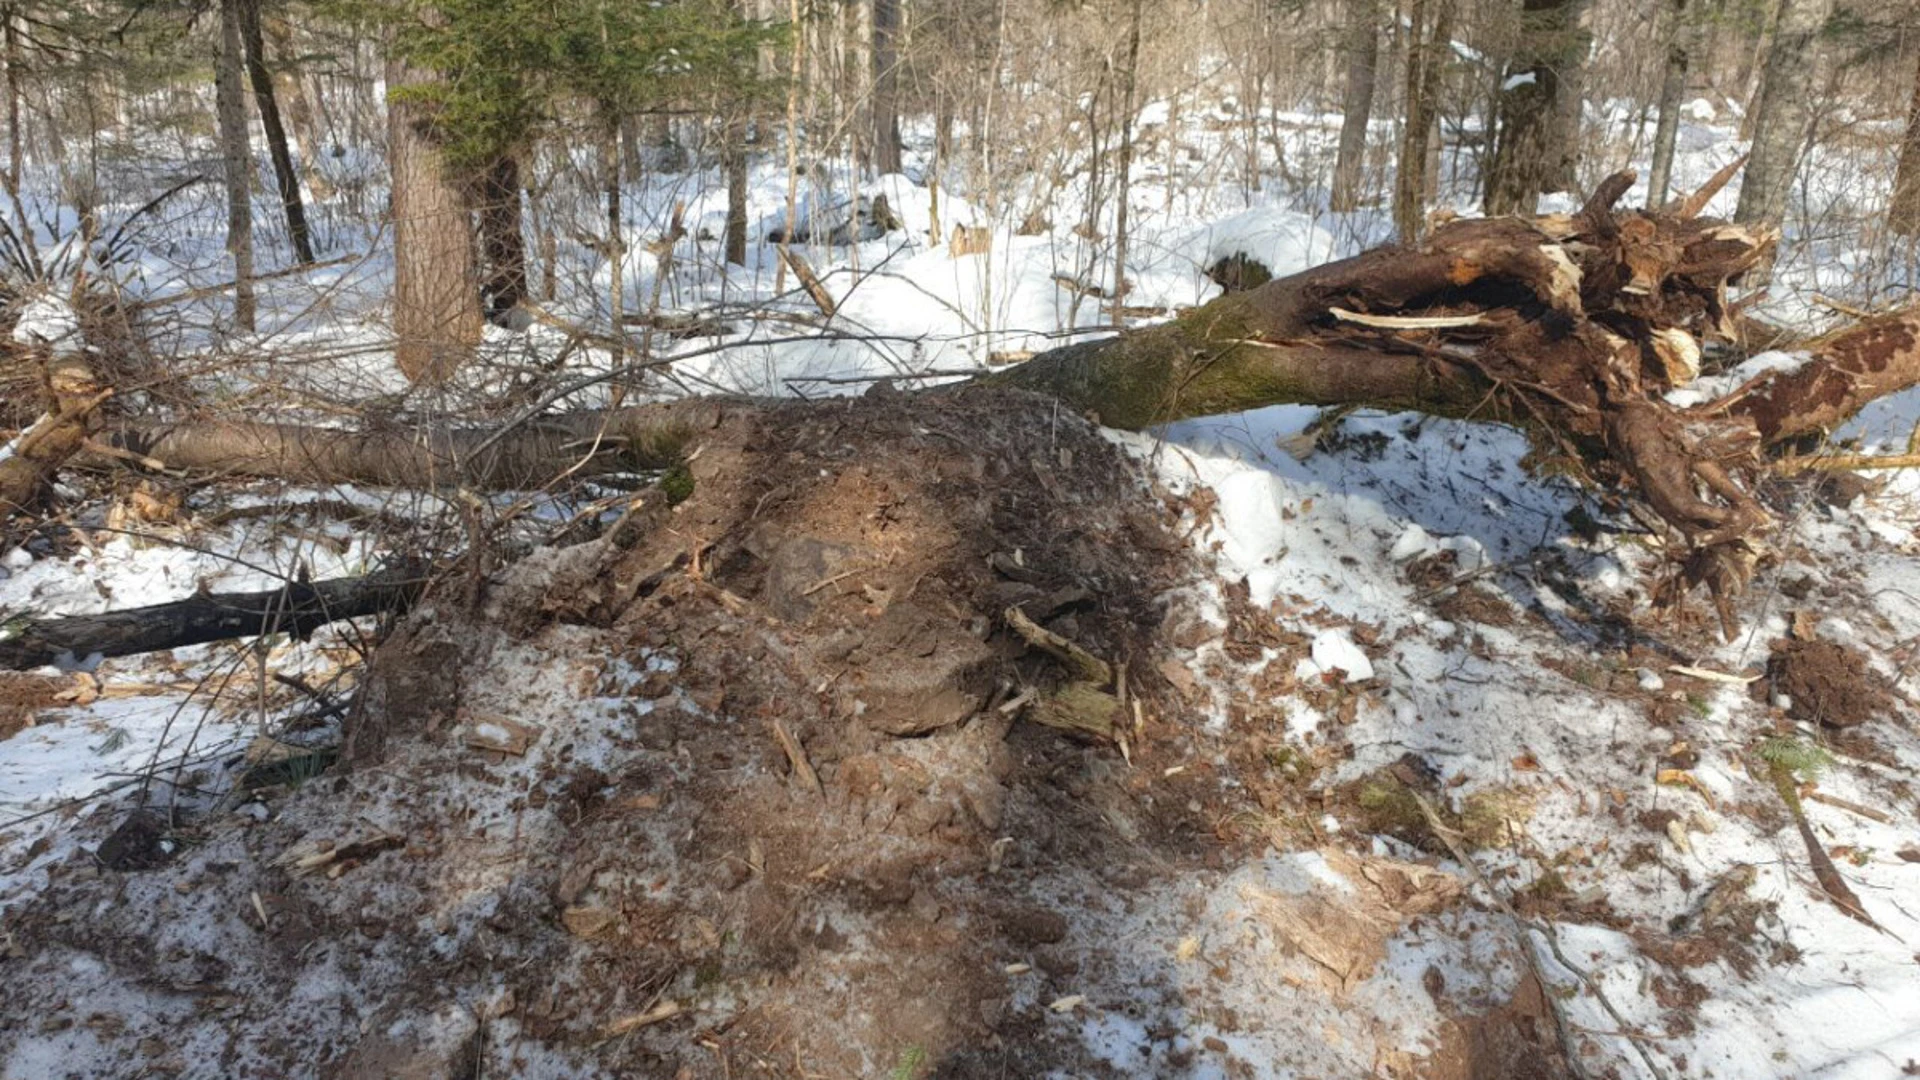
[
  {"x1": 1394, "y1": 0, "x2": 1452, "y2": 243},
  {"x1": 0, "y1": 562, "x2": 430, "y2": 670},
  {"x1": 1330, "y1": 0, "x2": 1381, "y2": 213},
  {"x1": 214, "y1": 0, "x2": 257, "y2": 331},
  {"x1": 1542, "y1": 4, "x2": 1590, "y2": 194},
  {"x1": 2, "y1": 10, "x2": 41, "y2": 275},
  {"x1": 870, "y1": 0, "x2": 903, "y2": 174},
  {"x1": 92, "y1": 400, "x2": 741, "y2": 490},
  {"x1": 1645, "y1": 0, "x2": 1692, "y2": 209},
  {"x1": 262, "y1": 14, "x2": 331, "y2": 200},
  {"x1": 1483, "y1": 0, "x2": 1586, "y2": 216},
  {"x1": 1109, "y1": 0, "x2": 1143, "y2": 324},
  {"x1": 1734, "y1": 0, "x2": 1833, "y2": 268},
  {"x1": 236, "y1": 0, "x2": 315, "y2": 265},
  {"x1": 474, "y1": 154, "x2": 527, "y2": 321},
  {"x1": 387, "y1": 48, "x2": 481, "y2": 385},
  {"x1": 1889, "y1": 47, "x2": 1920, "y2": 236},
  {"x1": 725, "y1": 118, "x2": 749, "y2": 267},
  {"x1": 601, "y1": 110, "x2": 624, "y2": 339}
]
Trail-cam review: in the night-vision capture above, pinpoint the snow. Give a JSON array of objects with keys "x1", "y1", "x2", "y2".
[
  {"x1": 1305, "y1": 628, "x2": 1374, "y2": 683},
  {"x1": 9, "y1": 293, "x2": 81, "y2": 353}
]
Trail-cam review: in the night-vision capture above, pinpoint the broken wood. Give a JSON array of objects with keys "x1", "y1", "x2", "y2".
[
  {"x1": 0, "y1": 559, "x2": 430, "y2": 670},
  {"x1": 778, "y1": 245, "x2": 836, "y2": 317},
  {"x1": 981, "y1": 170, "x2": 1920, "y2": 633},
  {"x1": 1, "y1": 356, "x2": 110, "y2": 518},
  {"x1": 1004, "y1": 604, "x2": 1112, "y2": 685},
  {"x1": 1767, "y1": 759, "x2": 1891, "y2": 935}
]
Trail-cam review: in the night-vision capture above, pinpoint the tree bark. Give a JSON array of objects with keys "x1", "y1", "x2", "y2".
[
  {"x1": 0, "y1": 562, "x2": 430, "y2": 670},
  {"x1": 386, "y1": 48, "x2": 481, "y2": 384},
  {"x1": 2, "y1": 10, "x2": 40, "y2": 275},
  {"x1": 1733, "y1": 0, "x2": 1833, "y2": 271},
  {"x1": 1394, "y1": 0, "x2": 1452, "y2": 243},
  {"x1": 89, "y1": 400, "x2": 742, "y2": 490},
  {"x1": 1109, "y1": 0, "x2": 1143, "y2": 324},
  {"x1": 601, "y1": 109, "x2": 625, "y2": 339},
  {"x1": 1890, "y1": 47, "x2": 1920, "y2": 236},
  {"x1": 214, "y1": 0, "x2": 257, "y2": 332},
  {"x1": 870, "y1": 0, "x2": 903, "y2": 174},
  {"x1": 236, "y1": 0, "x2": 315, "y2": 266},
  {"x1": 474, "y1": 154, "x2": 527, "y2": 320},
  {"x1": 1483, "y1": 0, "x2": 1586, "y2": 216},
  {"x1": 1645, "y1": 0, "x2": 1692, "y2": 210},
  {"x1": 262, "y1": 14, "x2": 332, "y2": 200},
  {"x1": 725, "y1": 117, "x2": 749, "y2": 267},
  {"x1": 1330, "y1": 0, "x2": 1381, "y2": 213}
]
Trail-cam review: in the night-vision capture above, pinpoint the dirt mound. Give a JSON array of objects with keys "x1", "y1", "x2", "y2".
[
  {"x1": 0, "y1": 389, "x2": 1560, "y2": 1078},
  {"x1": 1767, "y1": 637, "x2": 1888, "y2": 728}
]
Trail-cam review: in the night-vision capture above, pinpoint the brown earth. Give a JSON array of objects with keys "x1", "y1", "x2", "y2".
[
  {"x1": 0, "y1": 388, "x2": 1577, "y2": 1079},
  {"x1": 1767, "y1": 637, "x2": 1889, "y2": 728},
  {"x1": 0, "y1": 672, "x2": 63, "y2": 741}
]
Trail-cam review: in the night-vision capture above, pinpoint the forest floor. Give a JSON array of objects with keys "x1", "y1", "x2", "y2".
[
  {"x1": 4, "y1": 99, "x2": 1920, "y2": 1079},
  {"x1": 4, "y1": 384, "x2": 1919, "y2": 1079}
]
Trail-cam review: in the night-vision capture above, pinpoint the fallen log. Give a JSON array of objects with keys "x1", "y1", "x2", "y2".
[
  {"x1": 35, "y1": 169, "x2": 1920, "y2": 635},
  {"x1": 0, "y1": 560, "x2": 431, "y2": 670},
  {"x1": 84, "y1": 400, "x2": 745, "y2": 490},
  {"x1": 981, "y1": 170, "x2": 1920, "y2": 633}
]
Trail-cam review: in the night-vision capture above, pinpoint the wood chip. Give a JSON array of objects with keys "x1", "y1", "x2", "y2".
[
  {"x1": 464, "y1": 717, "x2": 541, "y2": 756},
  {"x1": 1004, "y1": 605, "x2": 1111, "y2": 684},
  {"x1": 602, "y1": 1000, "x2": 682, "y2": 1038},
  {"x1": 771, "y1": 718, "x2": 823, "y2": 797},
  {"x1": 1667, "y1": 665, "x2": 1758, "y2": 684},
  {"x1": 1328, "y1": 307, "x2": 1486, "y2": 330}
]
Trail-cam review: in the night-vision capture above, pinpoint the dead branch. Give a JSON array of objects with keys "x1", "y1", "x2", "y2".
[{"x1": 0, "y1": 559, "x2": 431, "y2": 670}]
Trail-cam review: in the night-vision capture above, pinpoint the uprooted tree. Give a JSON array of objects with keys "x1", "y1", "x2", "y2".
[{"x1": 9, "y1": 166, "x2": 1920, "y2": 649}]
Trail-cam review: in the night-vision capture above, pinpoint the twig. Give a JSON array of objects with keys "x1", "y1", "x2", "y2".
[
  {"x1": 770, "y1": 719, "x2": 822, "y2": 798},
  {"x1": 1803, "y1": 790, "x2": 1895, "y2": 825}
]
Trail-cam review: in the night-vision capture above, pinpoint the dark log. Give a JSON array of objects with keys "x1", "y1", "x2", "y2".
[{"x1": 0, "y1": 560, "x2": 431, "y2": 670}]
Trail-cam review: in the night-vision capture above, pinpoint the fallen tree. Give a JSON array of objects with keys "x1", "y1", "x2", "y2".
[
  {"x1": 0, "y1": 560, "x2": 429, "y2": 670},
  {"x1": 13, "y1": 168, "x2": 1920, "y2": 634}
]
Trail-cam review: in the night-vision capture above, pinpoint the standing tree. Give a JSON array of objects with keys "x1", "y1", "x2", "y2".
[
  {"x1": 1395, "y1": 0, "x2": 1452, "y2": 242},
  {"x1": 1734, "y1": 0, "x2": 1834, "y2": 271},
  {"x1": 1890, "y1": 46, "x2": 1920, "y2": 236},
  {"x1": 385, "y1": 45, "x2": 482, "y2": 383},
  {"x1": 1645, "y1": 0, "x2": 1693, "y2": 209},
  {"x1": 237, "y1": 0, "x2": 315, "y2": 265},
  {"x1": 1483, "y1": 0, "x2": 1588, "y2": 216},
  {"x1": 1330, "y1": 0, "x2": 1381, "y2": 213},
  {"x1": 871, "y1": 0, "x2": 903, "y2": 174},
  {"x1": 214, "y1": 0, "x2": 257, "y2": 331},
  {"x1": 376, "y1": 0, "x2": 777, "y2": 380}
]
